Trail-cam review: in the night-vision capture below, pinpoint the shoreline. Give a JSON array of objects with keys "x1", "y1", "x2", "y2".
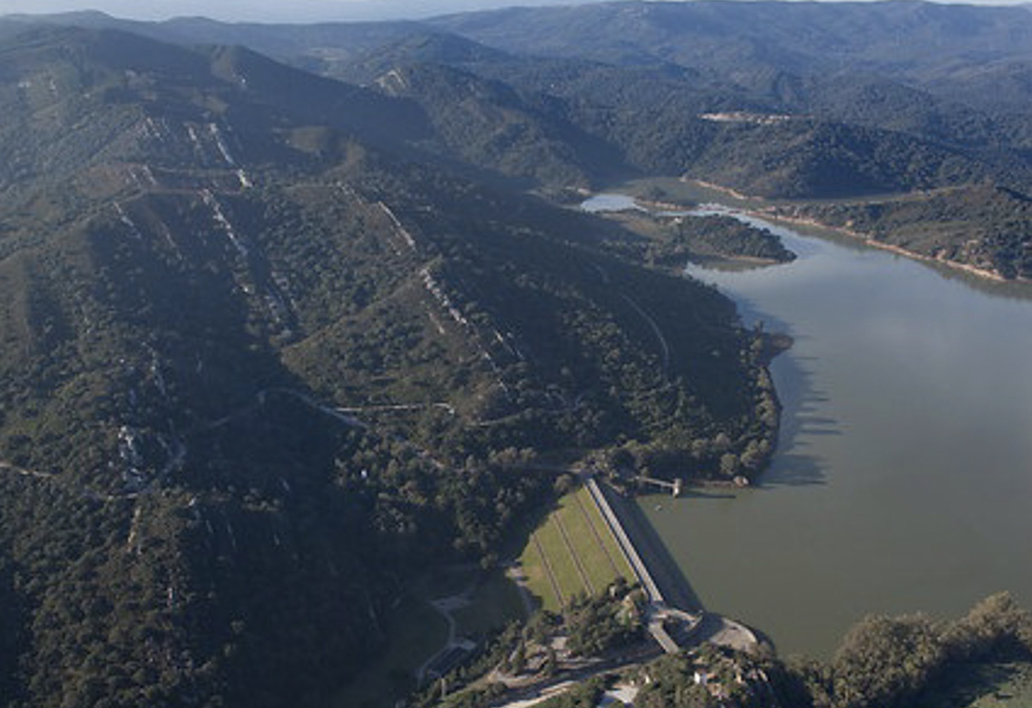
[
  {"x1": 683, "y1": 178, "x2": 757, "y2": 203},
  {"x1": 759, "y1": 210, "x2": 1016, "y2": 283},
  {"x1": 633, "y1": 197, "x2": 696, "y2": 213},
  {"x1": 688, "y1": 252, "x2": 783, "y2": 267},
  {"x1": 669, "y1": 178, "x2": 1028, "y2": 285}
]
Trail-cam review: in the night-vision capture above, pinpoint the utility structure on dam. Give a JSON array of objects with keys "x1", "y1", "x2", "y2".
[{"x1": 634, "y1": 475, "x2": 683, "y2": 497}]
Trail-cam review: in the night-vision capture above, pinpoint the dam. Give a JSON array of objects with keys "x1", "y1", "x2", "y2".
[{"x1": 584, "y1": 475, "x2": 759, "y2": 654}]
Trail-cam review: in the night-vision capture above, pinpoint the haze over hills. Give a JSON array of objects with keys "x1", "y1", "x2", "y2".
[
  {"x1": 2, "y1": 3, "x2": 1032, "y2": 708},
  {"x1": 15, "y1": 1, "x2": 1032, "y2": 203},
  {"x1": 0, "y1": 0, "x2": 593, "y2": 23}
]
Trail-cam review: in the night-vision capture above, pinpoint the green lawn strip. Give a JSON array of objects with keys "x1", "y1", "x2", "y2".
[
  {"x1": 556, "y1": 496, "x2": 622, "y2": 593},
  {"x1": 575, "y1": 486, "x2": 636, "y2": 581},
  {"x1": 520, "y1": 532, "x2": 561, "y2": 612},
  {"x1": 566, "y1": 489, "x2": 620, "y2": 581},
  {"x1": 514, "y1": 486, "x2": 638, "y2": 615},
  {"x1": 334, "y1": 594, "x2": 449, "y2": 708},
  {"x1": 453, "y1": 570, "x2": 527, "y2": 637},
  {"x1": 536, "y1": 517, "x2": 589, "y2": 604},
  {"x1": 552, "y1": 502, "x2": 597, "y2": 596}
]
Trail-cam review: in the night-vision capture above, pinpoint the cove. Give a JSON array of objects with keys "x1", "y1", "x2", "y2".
[{"x1": 627, "y1": 204, "x2": 1032, "y2": 658}]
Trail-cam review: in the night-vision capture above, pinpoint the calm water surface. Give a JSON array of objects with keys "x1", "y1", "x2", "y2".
[
  {"x1": 619, "y1": 204, "x2": 1032, "y2": 658},
  {"x1": 581, "y1": 193, "x2": 645, "y2": 213}
]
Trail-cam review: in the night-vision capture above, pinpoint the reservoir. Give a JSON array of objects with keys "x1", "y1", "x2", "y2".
[{"x1": 590, "y1": 197, "x2": 1032, "y2": 658}]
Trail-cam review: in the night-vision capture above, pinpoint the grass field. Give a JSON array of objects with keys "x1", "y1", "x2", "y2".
[{"x1": 517, "y1": 485, "x2": 634, "y2": 612}]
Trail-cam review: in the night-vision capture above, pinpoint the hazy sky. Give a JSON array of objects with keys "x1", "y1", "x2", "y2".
[
  {"x1": 0, "y1": 0, "x2": 579, "y2": 22},
  {"x1": 0, "y1": 0, "x2": 1027, "y2": 23}
]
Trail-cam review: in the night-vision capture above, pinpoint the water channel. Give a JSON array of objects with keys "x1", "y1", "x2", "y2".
[{"x1": 584, "y1": 194, "x2": 1032, "y2": 658}]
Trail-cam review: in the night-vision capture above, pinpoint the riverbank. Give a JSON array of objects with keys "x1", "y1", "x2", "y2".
[
  {"x1": 687, "y1": 252, "x2": 785, "y2": 268},
  {"x1": 689, "y1": 179, "x2": 756, "y2": 202}
]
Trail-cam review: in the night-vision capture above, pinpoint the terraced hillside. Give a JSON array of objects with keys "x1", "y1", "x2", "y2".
[{"x1": 519, "y1": 485, "x2": 634, "y2": 612}]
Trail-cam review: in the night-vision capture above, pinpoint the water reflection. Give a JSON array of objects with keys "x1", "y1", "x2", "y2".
[{"x1": 580, "y1": 193, "x2": 645, "y2": 213}]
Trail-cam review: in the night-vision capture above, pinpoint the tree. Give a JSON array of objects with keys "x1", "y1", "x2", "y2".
[
  {"x1": 719, "y1": 453, "x2": 740, "y2": 477},
  {"x1": 544, "y1": 646, "x2": 558, "y2": 677},
  {"x1": 831, "y1": 614, "x2": 944, "y2": 708},
  {"x1": 943, "y1": 591, "x2": 1032, "y2": 661}
]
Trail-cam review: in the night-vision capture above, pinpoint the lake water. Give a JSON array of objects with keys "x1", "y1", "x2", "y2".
[
  {"x1": 580, "y1": 193, "x2": 645, "y2": 213},
  {"x1": 592, "y1": 199, "x2": 1032, "y2": 658}
]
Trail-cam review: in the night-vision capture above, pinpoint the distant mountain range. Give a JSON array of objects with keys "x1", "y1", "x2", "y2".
[
  {"x1": 3, "y1": 3, "x2": 1032, "y2": 707},
  {"x1": 0, "y1": 0, "x2": 593, "y2": 23},
  {"x1": 11, "y1": 1, "x2": 1032, "y2": 197}
]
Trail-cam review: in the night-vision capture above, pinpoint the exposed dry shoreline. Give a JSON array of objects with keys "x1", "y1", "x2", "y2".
[
  {"x1": 677, "y1": 178, "x2": 1020, "y2": 284},
  {"x1": 758, "y1": 210, "x2": 1014, "y2": 283},
  {"x1": 688, "y1": 179, "x2": 755, "y2": 202},
  {"x1": 689, "y1": 252, "x2": 782, "y2": 267}
]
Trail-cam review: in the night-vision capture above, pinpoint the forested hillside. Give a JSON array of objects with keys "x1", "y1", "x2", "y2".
[
  {"x1": 0, "y1": 24, "x2": 775, "y2": 708},
  {"x1": 13, "y1": 2, "x2": 1032, "y2": 198},
  {"x1": 773, "y1": 183, "x2": 1032, "y2": 280},
  {"x1": 6, "y1": 1, "x2": 1032, "y2": 705}
]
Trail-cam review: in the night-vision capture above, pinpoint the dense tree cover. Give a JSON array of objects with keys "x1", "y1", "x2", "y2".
[
  {"x1": 0, "y1": 397, "x2": 550, "y2": 708},
  {"x1": 589, "y1": 595, "x2": 1032, "y2": 708},
  {"x1": 18, "y1": 1, "x2": 1032, "y2": 199},
  {"x1": 360, "y1": 62, "x2": 610, "y2": 189},
  {"x1": 534, "y1": 675, "x2": 608, "y2": 708},
  {"x1": 288, "y1": 154, "x2": 782, "y2": 481},
  {"x1": 779, "y1": 182, "x2": 1032, "y2": 280},
  {"x1": 788, "y1": 593, "x2": 1032, "y2": 708},
  {"x1": 361, "y1": 51, "x2": 997, "y2": 200},
  {"x1": 607, "y1": 213, "x2": 796, "y2": 267},
  {"x1": 428, "y1": 1, "x2": 1032, "y2": 80},
  {"x1": 634, "y1": 644, "x2": 783, "y2": 708},
  {"x1": 0, "y1": 27, "x2": 779, "y2": 708},
  {"x1": 563, "y1": 580, "x2": 645, "y2": 657},
  {"x1": 413, "y1": 581, "x2": 644, "y2": 708},
  {"x1": 428, "y1": 593, "x2": 1032, "y2": 708}
]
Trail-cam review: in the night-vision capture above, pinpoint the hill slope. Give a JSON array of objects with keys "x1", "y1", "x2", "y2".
[{"x1": 0, "y1": 26, "x2": 777, "y2": 708}]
